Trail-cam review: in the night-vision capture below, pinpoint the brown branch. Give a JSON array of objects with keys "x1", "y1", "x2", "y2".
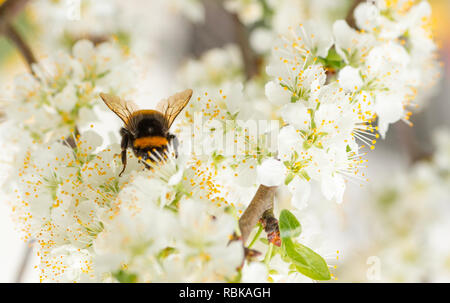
[
  {"x1": 0, "y1": 0, "x2": 36, "y2": 71},
  {"x1": 232, "y1": 14, "x2": 261, "y2": 80},
  {"x1": 3, "y1": 24, "x2": 37, "y2": 67},
  {"x1": 239, "y1": 185, "x2": 276, "y2": 245},
  {"x1": 0, "y1": 0, "x2": 30, "y2": 29},
  {"x1": 345, "y1": 0, "x2": 365, "y2": 29}
]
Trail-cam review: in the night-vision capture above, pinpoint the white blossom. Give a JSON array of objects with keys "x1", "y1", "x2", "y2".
[{"x1": 2, "y1": 0, "x2": 441, "y2": 284}]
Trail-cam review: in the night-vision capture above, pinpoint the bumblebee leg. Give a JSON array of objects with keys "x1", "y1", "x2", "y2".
[
  {"x1": 168, "y1": 133, "x2": 179, "y2": 157},
  {"x1": 119, "y1": 149, "x2": 127, "y2": 177},
  {"x1": 119, "y1": 128, "x2": 129, "y2": 177}
]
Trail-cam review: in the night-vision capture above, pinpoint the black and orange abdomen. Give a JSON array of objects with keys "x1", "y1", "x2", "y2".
[
  {"x1": 133, "y1": 136, "x2": 168, "y2": 149},
  {"x1": 132, "y1": 135, "x2": 170, "y2": 164}
]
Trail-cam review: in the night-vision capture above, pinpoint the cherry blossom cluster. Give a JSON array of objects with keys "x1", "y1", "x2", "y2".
[{"x1": 1, "y1": 0, "x2": 440, "y2": 282}]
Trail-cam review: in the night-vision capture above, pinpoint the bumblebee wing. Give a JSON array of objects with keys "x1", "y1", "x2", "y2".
[
  {"x1": 156, "y1": 89, "x2": 193, "y2": 129},
  {"x1": 99, "y1": 93, "x2": 139, "y2": 127}
]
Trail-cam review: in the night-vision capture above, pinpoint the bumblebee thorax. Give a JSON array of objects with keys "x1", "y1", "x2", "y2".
[{"x1": 129, "y1": 110, "x2": 167, "y2": 138}]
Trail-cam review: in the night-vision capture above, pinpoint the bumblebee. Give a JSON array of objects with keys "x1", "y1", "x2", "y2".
[{"x1": 99, "y1": 89, "x2": 193, "y2": 176}]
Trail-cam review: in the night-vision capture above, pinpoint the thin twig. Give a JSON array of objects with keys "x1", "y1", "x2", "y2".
[
  {"x1": 14, "y1": 239, "x2": 35, "y2": 283},
  {"x1": 0, "y1": 0, "x2": 30, "y2": 30},
  {"x1": 231, "y1": 14, "x2": 261, "y2": 80},
  {"x1": 239, "y1": 185, "x2": 276, "y2": 245},
  {"x1": 345, "y1": 0, "x2": 365, "y2": 29},
  {"x1": 3, "y1": 23, "x2": 36, "y2": 67},
  {"x1": 0, "y1": 0, "x2": 36, "y2": 71}
]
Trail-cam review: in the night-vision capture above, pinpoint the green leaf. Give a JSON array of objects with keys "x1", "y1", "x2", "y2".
[
  {"x1": 279, "y1": 209, "x2": 302, "y2": 239},
  {"x1": 284, "y1": 173, "x2": 295, "y2": 185},
  {"x1": 113, "y1": 270, "x2": 138, "y2": 283},
  {"x1": 325, "y1": 47, "x2": 342, "y2": 62},
  {"x1": 283, "y1": 238, "x2": 331, "y2": 280},
  {"x1": 299, "y1": 170, "x2": 311, "y2": 181},
  {"x1": 157, "y1": 247, "x2": 177, "y2": 260},
  {"x1": 320, "y1": 47, "x2": 345, "y2": 70},
  {"x1": 114, "y1": 30, "x2": 132, "y2": 47},
  {"x1": 303, "y1": 140, "x2": 312, "y2": 150},
  {"x1": 259, "y1": 238, "x2": 269, "y2": 245}
]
